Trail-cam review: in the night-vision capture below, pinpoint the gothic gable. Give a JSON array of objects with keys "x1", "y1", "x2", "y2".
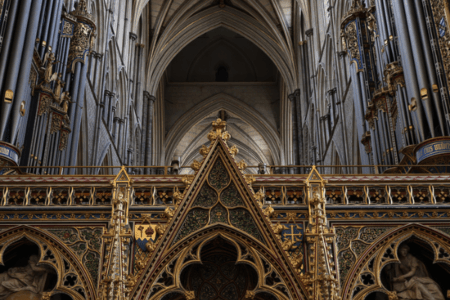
[{"x1": 131, "y1": 119, "x2": 307, "y2": 299}]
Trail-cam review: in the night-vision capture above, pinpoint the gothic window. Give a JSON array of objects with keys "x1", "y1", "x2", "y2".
[{"x1": 215, "y1": 66, "x2": 229, "y2": 82}]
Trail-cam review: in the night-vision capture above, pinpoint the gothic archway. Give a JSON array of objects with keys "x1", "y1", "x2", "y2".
[
  {"x1": 165, "y1": 93, "x2": 284, "y2": 166},
  {"x1": 341, "y1": 224, "x2": 450, "y2": 300},
  {"x1": 0, "y1": 226, "x2": 100, "y2": 300},
  {"x1": 145, "y1": 232, "x2": 294, "y2": 300}
]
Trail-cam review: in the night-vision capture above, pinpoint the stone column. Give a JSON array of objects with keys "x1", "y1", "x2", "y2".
[
  {"x1": 144, "y1": 92, "x2": 155, "y2": 174},
  {"x1": 294, "y1": 89, "x2": 303, "y2": 173},
  {"x1": 113, "y1": 116, "x2": 119, "y2": 145},
  {"x1": 110, "y1": 106, "x2": 116, "y2": 132},
  {"x1": 94, "y1": 52, "x2": 103, "y2": 95},
  {"x1": 289, "y1": 93, "x2": 298, "y2": 174},
  {"x1": 104, "y1": 90, "x2": 114, "y2": 124},
  {"x1": 141, "y1": 92, "x2": 149, "y2": 166},
  {"x1": 118, "y1": 118, "x2": 125, "y2": 158}
]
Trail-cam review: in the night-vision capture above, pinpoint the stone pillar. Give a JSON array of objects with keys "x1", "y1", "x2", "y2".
[
  {"x1": 113, "y1": 117, "x2": 119, "y2": 145},
  {"x1": 110, "y1": 106, "x2": 116, "y2": 132},
  {"x1": 118, "y1": 118, "x2": 125, "y2": 158},
  {"x1": 104, "y1": 90, "x2": 114, "y2": 124},
  {"x1": 289, "y1": 93, "x2": 299, "y2": 174},
  {"x1": 144, "y1": 92, "x2": 155, "y2": 174},
  {"x1": 141, "y1": 92, "x2": 149, "y2": 166},
  {"x1": 127, "y1": 148, "x2": 133, "y2": 166},
  {"x1": 93, "y1": 52, "x2": 103, "y2": 94}
]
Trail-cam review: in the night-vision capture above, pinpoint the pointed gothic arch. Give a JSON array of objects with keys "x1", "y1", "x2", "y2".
[
  {"x1": 0, "y1": 225, "x2": 100, "y2": 300},
  {"x1": 145, "y1": 229, "x2": 295, "y2": 300},
  {"x1": 341, "y1": 224, "x2": 450, "y2": 300},
  {"x1": 146, "y1": 6, "x2": 298, "y2": 95},
  {"x1": 165, "y1": 93, "x2": 284, "y2": 166}
]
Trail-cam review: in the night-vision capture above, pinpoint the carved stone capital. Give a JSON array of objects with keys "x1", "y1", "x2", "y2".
[
  {"x1": 129, "y1": 32, "x2": 138, "y2": 41},
  {"x1": 105, "y1": 90, "x2": 115, "y2": 97},
  {"x1": 327, "y1": 88, "x2": 337, "y2": 96},
  {"x1": 94, "y1": 52, "x2": 103, "y2": 60},
  {"x1": 143, "y1": 91, "x2": 156, "y2": 102},
  {"x1": 288, "y1": 93, "x2": 296, "y2": 102},
  {"x1": 338, "y1": 50, "x2": 347, "y2": 58}
]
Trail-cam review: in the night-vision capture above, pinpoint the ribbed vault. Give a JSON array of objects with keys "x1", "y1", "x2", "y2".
[
  {"x1": 140, "y1": 2, "x2": 298, "y2": 95},
  {"x1": 165, "y1": 93, "x2": 284, "y2": 167}
]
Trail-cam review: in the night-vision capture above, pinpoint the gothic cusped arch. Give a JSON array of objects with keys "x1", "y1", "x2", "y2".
[
  {"x1": 165, "y1": 93, "x2": 284, "y2": 166},
  {"x1": 138, "y1": 226, "x2": 305, "y2": 300},
  {"x1": 0, "y1": 225, "x2": 99, "y2": 300},
  {"x1": 341, "y1": 223, "x2": 450, "y2": 300}
]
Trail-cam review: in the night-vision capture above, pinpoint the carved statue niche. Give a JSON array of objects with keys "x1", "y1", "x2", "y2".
[
  {"x1": 381, "y1": 238, "x2": 448, "y2": 300},
  {"x1": 0, "y1": 239, "x2": 56, "y2": 300}
]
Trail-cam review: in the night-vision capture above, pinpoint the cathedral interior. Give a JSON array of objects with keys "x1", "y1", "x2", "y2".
[{"x1": 0, "y1": 0, "x2": 450, "y2": 299}]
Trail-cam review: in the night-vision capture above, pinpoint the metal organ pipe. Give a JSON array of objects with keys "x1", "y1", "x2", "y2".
[
  {"x1": 0, "y1": 0, "x2": 32, "y2": 140},
  {"x1": 403, "y1": 0, "x2": 436, "y2": 138},
  {"x1": 391, "y1": 0, "x2": 426, "y2": 141},
  {"x1": 39, "y1": 0, "x2": 55, "y2": 58},
  {"x1": 0, "y1": 0, "x2": 19, "y2": 85},
  {"x1": 414, "y1": 0, "x2": 447, "y2": 136},
  {"x1": 9, "y1": 0, "x2": 44, "y2": 145}
]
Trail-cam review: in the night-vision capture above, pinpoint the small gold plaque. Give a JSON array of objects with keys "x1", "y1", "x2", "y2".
[
  {"x1": 420, "y1": 88, "x2": 428, "y2": 99},
  {"x1": 432, "y1": 84, "x2": 439, "y2": 93},
  {"x1": 20, "y1": 101, "x2": 25, "y2": 116},
  {"x1": 4, "y1": 90, "x2": 13, "y2": 103}
]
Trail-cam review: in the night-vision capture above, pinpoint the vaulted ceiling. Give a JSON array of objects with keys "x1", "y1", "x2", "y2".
[
  {"x1": 131, "y1": 0, "x2": 305, "y2": 94},
  {"x1": 128, "y1": 0, "x2": 308, "y2": 168}
]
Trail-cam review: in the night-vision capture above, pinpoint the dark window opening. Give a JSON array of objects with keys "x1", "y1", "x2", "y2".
[{"x1": 216, "y1": 66, "x2": 229, "y2": 82}]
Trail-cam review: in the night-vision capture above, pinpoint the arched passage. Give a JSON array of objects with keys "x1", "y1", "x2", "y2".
[{"x1": 165, "y1": 93, "x2": 284, "y2": 166}]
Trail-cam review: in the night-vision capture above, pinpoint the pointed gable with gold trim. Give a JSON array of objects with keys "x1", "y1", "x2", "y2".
[{"x1": 131, "y1": 119, "x2": 308, "y2": 300}]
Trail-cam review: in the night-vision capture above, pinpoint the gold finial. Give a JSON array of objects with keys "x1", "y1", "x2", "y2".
[
  {"x1": 212, "y1": 118, "x2": 227, "y2": 134},
  {"x1": 207, "y1": 118, "x2": 232, "y2": 144}
]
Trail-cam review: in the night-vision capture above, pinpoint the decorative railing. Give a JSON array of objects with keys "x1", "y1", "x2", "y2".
[{"x1": 1, "y1": 174, "x2": 449, "y2": 207}]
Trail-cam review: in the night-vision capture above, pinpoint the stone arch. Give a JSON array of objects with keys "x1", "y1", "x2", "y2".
[
  {"x1": 164, "y1": 93, "x2": 284, "y2": 166},
  {"x1": 146, "y1": 6, "x2": 297, "y2": 95},
  {"x1": 0, "y1": 225, "x2": 98, "y2": 300},
  {"x1": 341, "y1": 224, "x2": 450, "y2": 300},
  {"x1": 89, "y1": 0, "x2": 105, "y2": 52},
  {"x1": 136, "y1": 227, "x2": 305, "y2": 300}
]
